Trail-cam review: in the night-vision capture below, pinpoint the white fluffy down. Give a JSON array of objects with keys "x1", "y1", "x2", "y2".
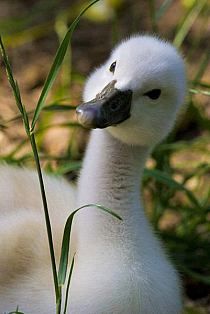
[{"x1": 0, "y1": 35, "x2": 186, "y2": 313}]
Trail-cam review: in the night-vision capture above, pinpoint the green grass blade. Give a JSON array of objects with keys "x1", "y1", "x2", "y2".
[
  {"x1": 22, "y1": 105, "x2": 31, "y2": 136},
  {"x1": 58, "y1": 203, "x2": 121, "y2": 286},
  {"x1": 31, "y1": 0, "x2": 100, "y2": 131},
  {"x1": 194, "y1": 81, "x2": 210, "y2": 89},
  {"x1": 63, "y1": 255, "x2": 75, "y2": 314},
  {"x1": 148, "y1": 0, "x2": 158, "y2": 32},
  {"x1": 2, "y1": 102, "x2": 74, "y2": 126},
  {"x1": 0, "y1": 36, "x2": 24, "y2": 114},
  {"x1": 8, "y1": 310, "x2": 24, "y2": 314},
  {"x1": 173, "y1": 0, "x2": 207, "y2": 48},
  {"x1": 189, "y1": 89, "x2": 210, "y2": 96},
  {"x1": 35, "y1": 122, "x2": 80, "y2": 136},
  {"x1": 8, "y1": 306, "x2": 25, "y2": 314},
  {"x1": 189, "y1": 102, "x2": 210, "y2": 132},
  {"x1": 58, "y1": 209, "x2": 79, "y2": 286},
  {"x1": 144, "y1": 168, "x2": 202, "y2": 210},
  {"x1": 156, "y1": 0, "x2": 173, "y2": 20},
  {"x1": 43, "y1": 104, "x2": 75, "y2": 111},
  {"x1": 54, "y1": 161, "x2": 82, "y2": 175},
  {"x1": 1, "y1": 35, "x2": 62, "y2": 299},
  {"x1": 192, "y1": 50, "x2": 210, "y2": 87},
  {"x1": 29, "y1": 134, "x2": 60, "y2": 303},
  {"x1": 0, "y1": 37, "x2": 32, "y2": 137},
  {"x1": 180, "y1": 265, "x2": 210, "y2": 285}
]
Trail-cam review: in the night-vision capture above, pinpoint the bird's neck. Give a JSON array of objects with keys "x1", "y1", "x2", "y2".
[{"x1": 75, "y1": 129, "x2": 151, "y2": 253}]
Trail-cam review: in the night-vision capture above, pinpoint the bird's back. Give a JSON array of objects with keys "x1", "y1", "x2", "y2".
[{"x1": 0, "y1": 165, "x2": 76, "y2": 313}]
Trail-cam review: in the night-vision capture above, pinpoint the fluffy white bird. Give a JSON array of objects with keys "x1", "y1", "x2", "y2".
[{"x1": 0, "y1": 34, "x2": 186, "y2": 314}]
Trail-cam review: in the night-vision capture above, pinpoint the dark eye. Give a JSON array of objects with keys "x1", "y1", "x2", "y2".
[
  {"x1": 143, "y1": 89, "x2": 161, "y2": 100},
  {"x1": 109, "y1": 61, "x2": 116, "y2": 73}
]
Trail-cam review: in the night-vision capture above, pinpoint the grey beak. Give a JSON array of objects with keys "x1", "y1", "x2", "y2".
[{"x1": 76, "y1": 80, "x2": 133, "y2": 129}]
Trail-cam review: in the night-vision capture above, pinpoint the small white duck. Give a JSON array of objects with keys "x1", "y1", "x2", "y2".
[{"x1": 0, "y1": 34, "x2": 186, "y2": 314}]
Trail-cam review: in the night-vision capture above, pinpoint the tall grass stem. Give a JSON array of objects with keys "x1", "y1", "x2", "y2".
[{"x1": 29, "y1": 133, "x2": 60, "y2": 302}]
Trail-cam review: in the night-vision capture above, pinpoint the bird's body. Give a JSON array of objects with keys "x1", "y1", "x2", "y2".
[
  {"x1": 69, "y1": 130, "x2": 182, "y2": 314},
  {"x1": 0, "y1": 35, "x2": 186, "y2": 313}
]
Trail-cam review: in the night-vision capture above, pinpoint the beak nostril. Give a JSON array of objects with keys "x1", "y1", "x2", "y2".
[
  {"x1": 110, "y1": 102, "x2": 120, "y2": 111},
  {"x1": 76, "y1": 107, "x2": 83, "y2": 115}
]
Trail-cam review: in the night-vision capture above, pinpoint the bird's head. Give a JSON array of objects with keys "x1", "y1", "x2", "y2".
[{"x1": 76, "y1": 35, "x2": 186, "y2": 147}]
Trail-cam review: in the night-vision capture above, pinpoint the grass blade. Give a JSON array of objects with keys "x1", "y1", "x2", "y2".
[
  {"x1": 0, "y1": 36, "x2": 23, "y2": 114},
  {"x1": 0, "y1": 37, "x2": 31, "y2": 137},
  {"x1": 180, "y1": 265, "x2": 210, "y2": 285},
  {"x1": 0, "y1": 40, "x2": 60, "y2": 303},
  {"x1": 8, "y1": 306, "x2": 25, "y2": 314},
  {"x1": 189, "y1": 89, "x2": 210, "y2": 96},
  {"x1": 31, "y1": 0, "x2": 100, "y2": 131},
  {"x1": 63, "y1": 255, "x2": 75, "y2": 314},
  {"x1": 144, "y1": 168, "x2": 202, "y2": 210},
  {"x1": 156, "y1": 0, "x2": 173, "y2": 20},
  {"x1": 58, "y1": 204, "x2": 121, "y2": 286},
  {"x1": 29, "y1": 134, "x2": 60, "y2": 302},
  {"x1": 54, "y1": 161, "x2": 82, "y2": 175},
  {"x1": 43, "y1": 104, "x2": 75, "y2": 111},
  {"x1": 193, "y1": 81, "x2": 210, "y2": 89},
  {"x1": 148, "y1": 0, "x2": 158, "y2": 32},
  {"x1": 192, "y1": 50, "x2": 210, "y2": 87},
  {"x1": 173, "y1": 0, "x2": 207, "y2": 48}
]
